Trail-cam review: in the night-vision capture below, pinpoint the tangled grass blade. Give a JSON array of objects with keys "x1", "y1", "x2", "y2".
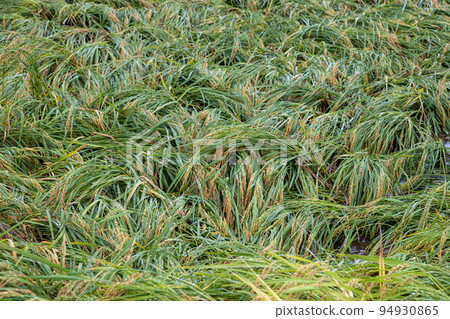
[{"x1": 0, "y1": 0, "x2": 449, "y2": 301}]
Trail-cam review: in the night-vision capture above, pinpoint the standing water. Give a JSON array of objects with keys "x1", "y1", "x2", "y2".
[{"x1": 444, "y1": 135, "x2": 450, "y2": 148}]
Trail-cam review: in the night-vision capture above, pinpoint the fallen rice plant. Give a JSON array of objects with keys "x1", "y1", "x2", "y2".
[{"x1": 0, "y1": 0, "x2": 449, "y2": 300}]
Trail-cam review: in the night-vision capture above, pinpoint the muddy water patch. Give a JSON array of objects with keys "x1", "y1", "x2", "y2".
[
  {"x1": 442, "y1": 135, "x2": 450, "y2": 149},
  {"x1": 444, "y1": 135, "x2": 450, "y2": 168},
  {"x1": 349, "y1": 237, "x2": 371, "y2": 255},
  {"x1": 335, "y1": 236, "x2": 372, "y2": 256}
]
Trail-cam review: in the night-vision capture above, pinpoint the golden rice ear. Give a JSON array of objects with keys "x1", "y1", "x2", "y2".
[{"x1": 0, "y1": 0, "x2": 448, "y2": 301}]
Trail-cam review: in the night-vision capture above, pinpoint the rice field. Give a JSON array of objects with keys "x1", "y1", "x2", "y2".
[{"x1": 0, "y1": 0, "x2": 449, "y2": 301}]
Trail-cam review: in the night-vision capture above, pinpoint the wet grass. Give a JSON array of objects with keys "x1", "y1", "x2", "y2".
[{"x1": 0, "y1": 0, "x2": 449, "y2": 300}]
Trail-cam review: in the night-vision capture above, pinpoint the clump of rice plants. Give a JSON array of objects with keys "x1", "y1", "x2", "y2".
[{"x1": 0, "y1": 0, "x2": 449, "y2": 300}]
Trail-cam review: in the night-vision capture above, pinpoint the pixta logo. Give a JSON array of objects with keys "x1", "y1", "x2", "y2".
[
  {"x1": 127, "y1": 130, "x2": 324, "y2": 168},
  {"x1": 126, "y1": 129, "x2": 172, "y2": 172}
]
